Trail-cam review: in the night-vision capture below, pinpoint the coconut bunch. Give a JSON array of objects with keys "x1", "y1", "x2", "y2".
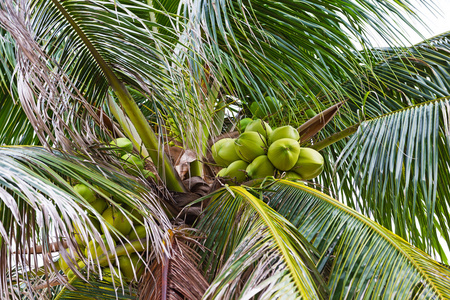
[
  {"x1": 64, "y1": 181, "x2": 147, "y2": 282},
  {"x1": 59, "y1": 243, "x2": 144, "y2": 283},
  {"x1": 212, "y1": 119, "x2": 324, "y2": 184}
]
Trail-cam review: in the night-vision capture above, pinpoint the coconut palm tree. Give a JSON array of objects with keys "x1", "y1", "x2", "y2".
[{"x1": 1, "y1": 0, "x2": 450, "y2": 298}]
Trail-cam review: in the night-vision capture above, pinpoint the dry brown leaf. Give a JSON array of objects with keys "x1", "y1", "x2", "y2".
[{"x1": 298, "y1": 102, "x2": 344, "y2": 143}]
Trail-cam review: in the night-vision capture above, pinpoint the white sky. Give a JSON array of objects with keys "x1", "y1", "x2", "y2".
[{"x1": 367, "y1": 0, "x2": 450, "y2": 47}]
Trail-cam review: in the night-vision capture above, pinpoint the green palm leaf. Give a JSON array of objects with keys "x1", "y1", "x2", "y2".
[
  {"x1": 331, "y1": 99, "x2": 450, "y2": 260},
  {"x1": 346, "y1": 32, "x2": 450, "y2": 120},
  {"x1": 264, "y1": 179, "x2": 450, "y2": 299},
  {"x1": 197, "y1": 186, "x2": 328, "y2": 299}
]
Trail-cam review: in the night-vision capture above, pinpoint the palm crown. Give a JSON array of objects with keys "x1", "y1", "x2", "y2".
[{"x1": 1, "y1": 0, "x2": 450, "y2": 299}]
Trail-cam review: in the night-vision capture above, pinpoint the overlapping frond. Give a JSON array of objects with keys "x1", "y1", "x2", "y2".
[
  {"x1": 332, "y1": 99, "x2": 450, "y2": 260},
  {"x1": 197, "y1": 187, "x2": 328, "y2": 299},
  {"x1": 185, "y1": 0, "x2": 432, "y2": 118},
  {"x1": 346, "y1": 31, "x2": 450, "y2": 120},
  {"x1": 0, "y1": 146, "x2": 171, "y2": 299},
  {"x1": 264, "y1": 180, "x2": 450, "y2": 299},
  {"x1": 0, "y1": 30, "x2": 39, "y2": 146}
]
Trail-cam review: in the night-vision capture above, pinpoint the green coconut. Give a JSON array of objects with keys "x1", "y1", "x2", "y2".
[
  {"x1": 142, "y1": 170, "x2": 157, "y2": 181},
  {"x1": 102, "y1": 206, "x2": 133, "y2": 237},
  {"x1": 238, "y1": 118, "x2": 253, "y2": 132},
  {"x1": 211, "y1": 138, "x2": 240, "y2": 167},
  {"x1": 269, "y1": 125, "x2": 299, "y2": 144},
  {"x1": 245, "y1": 119, "x2": 272, "y2": 140},
  {"x1": 284, "y1": 171, "x2": 303, "y2": 181},
  {"x1": 216, "y1": 168, "x2": 228, "y2": 177},
  {"x1": 119, "y1": 253, "x2": 144, "y2": 281},
  {"x1": 74, "y1": 183, "x2": 97, "y2": 203},
  {"x1": 291, "y1": 148, "x2": 324, "y2": 180},
  {"x1": 249, "y1": 97, "x2": 281, "y2": 118},
  {"x1": 305, "y1": 108, "x2": 317, "y2": 118},
  {"x1": 235, "y1": 132, "x2": 267, "y2": 162},
  {"x1": 246, "y1": 155, "x2": 275, "y2": 179},
  {"x1": 267, "y1": 138, "x2": 300, "y2": 171},
  {"x1": 121, "y1": 153, "x2": 145, "y2": 172},
  {"x1": 123, "y1": 204, "x2": 145, "y2": 224},
  {"x1": 94, "y1": 185, "x2": 112, "y2": 198},
  {"x1": 110, "y1": 137, "x2": 133, "y2": 155},
  {"x1": 129, "y1": 225, "x2": 146, "y2": 241},
  {"x1": 91, "y1": 198, "x2": 108, "y2": 214},
  {"x1": 223, "y1": 160, "x2": 249, "y2": 183},
  {"x1": 59, "y1": 249, "x2": 82, "y2": 275}
]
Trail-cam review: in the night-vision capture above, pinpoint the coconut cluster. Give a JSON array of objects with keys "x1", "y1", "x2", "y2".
[
  {"x1": 63, "y1": 181, "x2": 147, "y2": 282},
  {"x1": 60, "y1": 137, "x2": 154, "y2": 282},
  {"x1": 213, "y1": 119, "x2": 324, "y2": 184},
  {"x1": 64, "y1": 179, "x2": 147, "y2": 282}
]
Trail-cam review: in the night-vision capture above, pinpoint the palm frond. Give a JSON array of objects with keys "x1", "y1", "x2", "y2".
[
  {"x1": 53, "y1": 273, "x2": 137, "y2": 299},
  {"x1": 264, "y1": 179, "x2": 450, "y2": 299},
  {"x1": 331, "y1": 99, "x2": 450, "y2": 261},
  {"x1": 197, "y1": 186, "x2": 328, "y2": 299},
  {"x1": 185, "y1": 0, "x2": 432, "y2": 116},
  {"x1": 0, "y1": 30, "x2": 40, "y2": 146},
  {"x1": 346, "y1": 32, "x2": 450, "y2": 120},
  {"x1": 0, "y1": 146, "x2": 171, "y2": 299}
]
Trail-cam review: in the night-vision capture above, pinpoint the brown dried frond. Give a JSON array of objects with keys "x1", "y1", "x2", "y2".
[
  {"x1": 0, "y1": 0, "x2": 111, "y2": 158},
  {"x1": 139, "y1": 236, "x2": 209, "y2": 300}
]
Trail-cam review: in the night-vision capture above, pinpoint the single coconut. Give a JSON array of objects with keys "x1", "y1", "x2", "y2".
[
  {"x1": 142, "y1": 170, "x2": 157, "y2": 181},
  {"x1": 211, "y1": 138, "x2": 240, "y2": 167},
  {"x1": 110, "y1": 137, "x2": 133, "y2": 155},
  {"x1": 59, "y1": 248, "x2": 82, "y2": 275},
  {"x1": 250, "y1": 97, "x2": 281, "y2": 118},
  {"x1": 119, "y1": 253, "x2": 144, "y2": 280},
  {"x1": 234, "y1": 132, "x2": 267, "y2": 162},
  {"x1": 291, "y1": 148, "x2": 324, "y2": 180},
  {"x1": 102, "y1": 206, "x2": 133, "y2": 237},
  {"x1": 246, "y1": 155, "x2": 275, "y2": 179},
  {"x1": 90, "y1": 198, "x2": 108, "y2": 214},
  {"x1": 250, "y1": 102, "x2": 265, "y2": 118},
  {"x1": 305, "y1": 108, "x2": 317, "y2": 118},
  {"x1": 238, "y1": 118, "x2": 253, "y2": 132},
  {"x1": 269, "y1": 125, "x2": 299, "y2": 144},
  {"x1": 216, "y1": 168, "x2": 228, "y2": 177},
  {"x1": 267, "y1": 138, "x2": 300, "y2": 171},
  {"x1": 264, "y1": 96, "x2": 281, "y2": 114},
  {"x1": 284, "y1": 171, "x2": 303, "y2": 181},
  {"x1": 123, "y1": 204, "x2": 144, "y2": 224},
  {"x1": 245, "y1": 119, "x2": 272, "y2": 140},
  {"x1": 74, "y1": 183, "x2": 97, "y2": 203},
  {"x1": 129, "y1": 225, "x2": 146, "y2": 241},
  {"x1": 223, "y1": 160, "x2": 249, "y2": 183},
  {"x1": 121, "y1": 153, "x2": 145, "y2": 172},
  {"x1": 94, "y1": 185, "x2": 112, "y2": 198}
]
